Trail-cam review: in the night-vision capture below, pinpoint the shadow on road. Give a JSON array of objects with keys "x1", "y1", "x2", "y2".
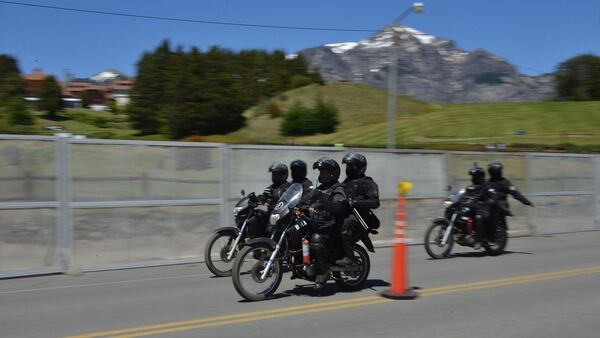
[
  {"x1": 449, "y1": 250, "x2": 534, "y2": 259},
  {"x1": 280, "y1": 279, "x2": 390, "y2": 298}
]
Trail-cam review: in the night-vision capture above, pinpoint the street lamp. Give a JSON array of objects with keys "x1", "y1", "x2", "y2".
[{"x1": 387, "y1": 2, "x2": 425, "y2": 149}]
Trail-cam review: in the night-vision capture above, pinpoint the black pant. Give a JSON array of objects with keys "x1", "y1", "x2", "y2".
[
  {"x1": 246, "y1": 212, "x2": 268, "y2": 239},
  {"x1": 309, "y1": 224, "x2": 338, "y2": 274}
]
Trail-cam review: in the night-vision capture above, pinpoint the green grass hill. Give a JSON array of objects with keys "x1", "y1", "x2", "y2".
[
  {"x1": 205, "y1": 83, "x2": 600, "y2": 152},
  {"x1": 5, "y1": 83, "x2": 600, "y2": 152}
]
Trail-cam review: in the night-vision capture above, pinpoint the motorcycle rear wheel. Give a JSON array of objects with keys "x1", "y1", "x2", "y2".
[
  {"x1": 334, "y1": 245, "x2": 370, "y2": 291},
  {"x1": 424, "y1": 221, "x2": 454, "y2": 259},
  {"x1": 232, "y1": 244, "x2": 283, "y2": 301}
]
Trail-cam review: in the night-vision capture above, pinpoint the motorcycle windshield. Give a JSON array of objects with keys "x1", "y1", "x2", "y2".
[
  {"x1": 272, "y1": 183, "x2": 303, "y2": 216},
  {"x1": 234, "y1": 196, "x2": 249, "y2": 209},
  {"x1": 448, "y1": 188, "x2": 465, "y2": 204}
]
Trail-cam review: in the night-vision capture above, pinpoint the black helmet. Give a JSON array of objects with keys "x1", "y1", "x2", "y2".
[
  {"x1": 290, "y1": 159, "x2": 307, "y2": 182},
  {"x1": 312, "y1": 156, "x2": 340, "y2": 184},
  {"x1": 342, "y1": 152, "x2": 367, "y2": 179},
  {"x1": 487, "y1": 162, "x2": 503, "y2": 180},
  {"x1": 468, "y1": 163, "x2": 486, "y2": 185},
  {"x1": 268, "y1": 161, "x2": 288, "y2": 185}
]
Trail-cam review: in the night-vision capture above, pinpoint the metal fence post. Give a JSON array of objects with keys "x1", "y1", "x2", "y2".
[
  {"x1": 220, "y1": 144, "x2": 232, "y2": 228},
  {"x1": 595, "y1": 156, "x2": 600, "y2": 228},
  {"x1": 525, "y1": 153, "x2": 537, "y2": 234},
  {"x1": 55, "y1": 136, "x2": 74, "y2": 272},
  {"x1": 442, "y1": 151, "x2": 451, "y2": 191}
]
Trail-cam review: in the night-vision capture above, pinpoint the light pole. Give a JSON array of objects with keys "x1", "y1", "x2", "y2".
[{"x1": 387, "y1": 2, "x2": 424, "y2": 149}]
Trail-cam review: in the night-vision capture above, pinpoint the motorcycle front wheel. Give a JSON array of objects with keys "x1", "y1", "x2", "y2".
[
  {"x1": 232, "y1": 244, "x2": 283, "y2": 301},
  {"x1": 424, "y1": 220, "x2": 454, "y2": 259},
  {"x1": 204, "y1": 231, "x2": 238, "y2": 277}
]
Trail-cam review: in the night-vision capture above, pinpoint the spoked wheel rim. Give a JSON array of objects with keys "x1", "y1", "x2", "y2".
[
  {"x1": 205, "y1": 233, "x2": 237, "y2": 276},
  {"x1": 233, "y1": 246, "x2": 282, "y2": 300},
  {"x1": 424, "y1": 222, "x2": 453, "y2": 259},
  {"x1": 338, "y1": 248, "x2": 368, "y2": 287}
]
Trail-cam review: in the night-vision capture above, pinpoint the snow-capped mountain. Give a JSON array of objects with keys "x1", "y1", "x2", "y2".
[
  {"x1": 90, "y1": 70, "x2": 129, "y2": 84},
  {"x1": 301, "y1": 25, "x2": 554, "y2": 103}
]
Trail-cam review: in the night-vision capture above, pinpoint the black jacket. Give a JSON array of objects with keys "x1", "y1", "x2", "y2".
[
  {"x1": 342, "y1": 176, "x2": 380, "y2": 211},
  {"x1": 486, "y1": 177, "x2": 531, "y2": 206},
  {"x1": 261, "y1": 181, "x2": 291, "y2": 208},
  {"x1": 309, "y1": 182, "x2": 348, "y2": 227}
]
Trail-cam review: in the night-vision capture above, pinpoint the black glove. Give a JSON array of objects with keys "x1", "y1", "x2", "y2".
[
  {"x1": 263, "y1": 188, "x2": 273, "y2": 197},
  {"x1": 347, "y1": 198, "x2": 356, "y2": 208},
  {"x1": 311, "y1": 189, "x2": 325, "y2": 202}
]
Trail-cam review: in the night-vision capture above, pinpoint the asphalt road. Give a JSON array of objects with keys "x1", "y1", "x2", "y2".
[{"x1": 2, "y1": 231, "x2": 600, "y2": 338}]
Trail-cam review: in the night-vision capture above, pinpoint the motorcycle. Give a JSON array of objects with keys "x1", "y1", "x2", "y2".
[
  {"x1": 231, "y1": 183, "x2": 377, "y2": 301},
  {"x1": 204, "y1": 190, "x2": 266, "y2": 277},
  {"x1": 424, "y1": 186, "x2": 508, "y2": 259}
]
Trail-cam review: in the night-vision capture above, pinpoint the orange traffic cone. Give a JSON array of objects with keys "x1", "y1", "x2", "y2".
[{"x1": 381, "y1": 182, "x2": 417, "y2": 300}]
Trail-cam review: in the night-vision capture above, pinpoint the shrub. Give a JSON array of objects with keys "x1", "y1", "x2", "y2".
[
  {"x1": 266, "y1": 101, "x2": 282, "y2": 118},
  {"x1": 6, "y1": 98, "x2": 34, "y2": 126},
  {"x1": 281, "y1": 97, "x2": 339, "y2": 136}
]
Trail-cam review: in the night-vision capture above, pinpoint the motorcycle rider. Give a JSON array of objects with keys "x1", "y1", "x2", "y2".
[
  {"x1": 336, "y1": 152, "x2": 380, "y2": 266},
  {"x1": 247, "y1": 162, "x2": 291, "y2": 239},
  {"x1": 287, "y1": 159, "x2": 314, "y2": 275},
  {"x1": 463, "y1": 163, "x2": 490, "y2": 249},
  {"x1": 308, "y1": 156, "x2": 348, "y2": 290},
  {"x1": 485, "y1": 161, "x2": 533, "y2": 240},
  {"x1": 290, "y1": 159, "x2": 314, "y2": 196}
]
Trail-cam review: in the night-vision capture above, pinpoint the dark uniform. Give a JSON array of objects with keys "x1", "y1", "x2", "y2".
[
  {"x1": 247, "y1": 162, "x2": 291, "y2": 239},
  {"x1": 308, "y1": 156, "x2": 348, "y2": 289},
  {"x1": 463, "y1": 164, "x2": 490, "y2": 247},
  {"x1": 485, "y1": 162, "x2": 533, "y2": 238},
  {"x1": 290, "y1": 159, "x2": 314, "y2": 199},
  {"x1": 287, "y1": 160, "x2": 314, "y2": 271},
  {"x1": 337, "y1": 152, "x2": 380, "y2": 265}
]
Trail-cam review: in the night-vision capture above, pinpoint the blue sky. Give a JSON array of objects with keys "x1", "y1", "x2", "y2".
[{"x1": 1, "y1": 0, "x2": 599, "y2": 79}]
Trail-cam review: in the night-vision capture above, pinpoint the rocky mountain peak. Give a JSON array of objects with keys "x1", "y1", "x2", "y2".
[{"x1": 302, "y1": 25, "x2": 554, "y2": 103}]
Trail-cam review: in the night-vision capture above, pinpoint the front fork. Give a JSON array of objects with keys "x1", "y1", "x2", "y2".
[
  {"x1": 441, "y1": 213, "x2": 457, "y2": 245},
  {"x1": 226, "y1": 219, "x2": 248, "y2": 260},
  {"x1": 260, "y1": 229, "x2": 287, "y2": 280}
]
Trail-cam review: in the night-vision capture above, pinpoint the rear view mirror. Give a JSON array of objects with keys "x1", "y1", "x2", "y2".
[
  {"x1": 240, "y1": 189, "x2": 246, "y2": 197},
  {"x1": 445, "y1": 185, "x2": 452, "y2": 192}
]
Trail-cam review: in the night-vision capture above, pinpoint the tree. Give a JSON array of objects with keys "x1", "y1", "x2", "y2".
[
  {"x1": 313, "y1": 95, "x2": 339, "y2": 133},
  {"x1": 126, "y1": 105, "x2": 161, "y2": 135},
  {"x1": 127, "y1": 40, "x2": 323, "y2": 138},
  {"x1": 555, "y1": 54, "x2": 600, "y2": 101},
  {"x1": 281, "y1": 101, "x2": 315, "y2": 136},
  {"x1": 37, "y1": 75, "x2": 63, "y2": 118},
  {"x1": 0, "y1": 54, "x2": 26, "y2": 103},
  {"x1": 6, "y1": 98, "x2": 34, "y2": 126},
  {"x1": 79, "y1": 91, "x2": 92, "y2": 108}
]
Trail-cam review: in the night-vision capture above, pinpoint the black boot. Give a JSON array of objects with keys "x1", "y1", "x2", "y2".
[
  {"x1": 335, "y1": 230, "x2": 355, "y2": 266},
  {"x1": 290, "y1": 253, "x2": 302, "y2": 280},
  {"x1": 314, "y1": 273, "x2": 328, "y2": 290}
]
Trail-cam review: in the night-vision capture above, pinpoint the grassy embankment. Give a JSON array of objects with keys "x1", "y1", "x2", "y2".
[
  {"x1": 8, "y1": 83, "x2": 600, "y2": 152},
  {"x1": 206, "y1": 83, "x2": 600, "y2": 152}
]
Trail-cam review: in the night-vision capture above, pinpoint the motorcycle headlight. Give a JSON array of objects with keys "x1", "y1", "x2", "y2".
[
  {"x1": 443, "y1": 200, "x2": 453, "y2": 207},
  {"x1": 233, "y1": 207, "x2": 243, "y2": 217},
  {"x1": 269, "y1": 213, "x2": 280, "y2": 225}
]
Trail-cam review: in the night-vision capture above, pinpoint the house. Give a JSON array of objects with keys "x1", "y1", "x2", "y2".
[
  {"x1": 21, "y1": 70, "x2": 133, "y2": 109},
  {"x1": 22, "y1": 69, "x2": 47, "y2": 105}
]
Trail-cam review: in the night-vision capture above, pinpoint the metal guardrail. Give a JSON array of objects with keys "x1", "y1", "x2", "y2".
[{"x1": 1, "y1": 134, "x2": 599, "y2": 278}]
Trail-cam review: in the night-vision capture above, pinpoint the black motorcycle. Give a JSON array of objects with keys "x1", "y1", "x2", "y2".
[
  {"x1": 204, "y1": 191, "x2": 267, "y2": 277},
  {"x1": 231, "y1": 183, "x2": 377, "y2": 301},
  {"x1": 424, "y1": 187, "x2": 508, "y2": 259}
]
